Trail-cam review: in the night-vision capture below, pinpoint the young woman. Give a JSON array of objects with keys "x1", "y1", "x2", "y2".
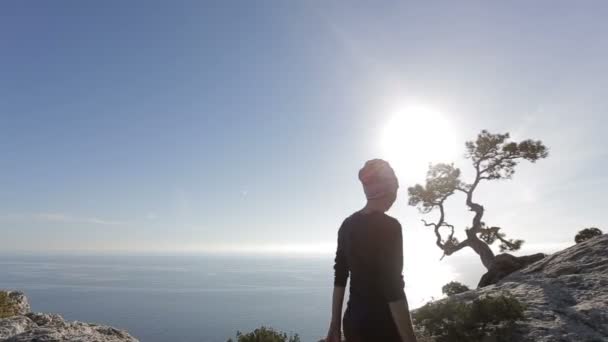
[{"x1": 325, "y1": 159, "x2": 418, "y2": 342}]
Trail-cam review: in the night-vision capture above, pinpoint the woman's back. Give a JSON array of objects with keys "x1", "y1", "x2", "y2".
[
  {"x1": 334, "y1": 211, "x2": 405, "y2": 340},
  {"x1": 337, "y1": 211, "x2": 404, "y2": 307}
]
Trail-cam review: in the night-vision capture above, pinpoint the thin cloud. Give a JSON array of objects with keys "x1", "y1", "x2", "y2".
[
  {"x1": 35, "y1": 212, "x2": 125, "y2": 226},
  {"x1": 145, "y1": 212, "x2": 158, "y2": 220}
]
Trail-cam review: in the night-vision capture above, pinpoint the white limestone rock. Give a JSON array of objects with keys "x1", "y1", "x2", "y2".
[
  {"x1": 0, "y1": 294, "x2": 138, "y2": 342},
  {"x1": 4, "y1": 313, "x2": 138, "y2": 342},
  {"x1": 443, "y1": 234, "x2": 608, "y2": 342}
]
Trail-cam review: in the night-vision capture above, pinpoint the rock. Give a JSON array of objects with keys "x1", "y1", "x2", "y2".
[
  {"x1": 5, "y1": 293, "x2": 30, "y2": 317},
  {"x1": 24, "y1": 313, "x2": 67, "y2": 329},
  {"x1": 0, "y1": 317, "x2": 36, "y2": 340},
  {"x1": 0, "y1": 295, "x2": 138, "y2": 342},
  {"x1": 431, "y1": 234, "x2": 608, "y2": 341},
  {"x1": 4, "y1": 315, "x2": 138, "y2": 342},
  {"x1": 478, "y1": 252, "x2": 546, "y2": 288},
  {"x1": 0, "y1": 292, "x2": 31, "y2": 317}
]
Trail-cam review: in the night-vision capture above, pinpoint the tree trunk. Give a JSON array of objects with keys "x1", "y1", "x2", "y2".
[
  {"x1": 464, "y1": 173, "x2": 496, "y2": 270},
  {"x1": 466, "y1": 230, "x2": 496, "y2": 270}
]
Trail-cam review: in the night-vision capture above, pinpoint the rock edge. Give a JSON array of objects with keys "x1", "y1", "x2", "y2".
[{"x1": 0, "y1": 291, "x2": 138, "y2": 342}]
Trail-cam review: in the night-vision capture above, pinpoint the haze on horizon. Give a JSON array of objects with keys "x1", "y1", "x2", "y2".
[{"x1": 1, "y1": 1, "x2": 607, "y2": 296}]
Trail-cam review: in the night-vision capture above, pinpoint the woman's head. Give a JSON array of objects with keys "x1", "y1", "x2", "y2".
[{"x1": 359, "y1": 159, "x2": 399, "y2": 211}]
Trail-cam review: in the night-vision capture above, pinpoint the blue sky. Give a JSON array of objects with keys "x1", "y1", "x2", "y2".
[{"x1": 1, "y1": 0, "x2": 607, "y2": 271}]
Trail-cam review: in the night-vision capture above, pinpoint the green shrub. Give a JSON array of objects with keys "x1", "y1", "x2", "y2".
[
  {"x1": 227, "y1": 326, "x2": 300, "y2": 342},
  {"x1": 413, "y1": 293, "x2": 525, "y2": 342},
  {"x1": 575, "y1": 227, "x2": 603, "y2": 243},
  {"x1": 0, "y1": 292, "x2": 17, "y2": 318},
  {"x1": 441, "y1": 281, "x2": 470, "y2": 296}
]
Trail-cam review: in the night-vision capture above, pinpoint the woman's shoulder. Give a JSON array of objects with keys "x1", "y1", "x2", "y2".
[
  {"x1": 340, "y1": 211, "x2": 360, "y2": 228},
  {"x1": 338, "y1": 211, "x2": 366, "y2": 231},
  {"x1": 381, "y1": 213, "x2": 401, "y2": 226},
  {"x1": 344, "y1": 211, "x2": 401, "y2": 229}
]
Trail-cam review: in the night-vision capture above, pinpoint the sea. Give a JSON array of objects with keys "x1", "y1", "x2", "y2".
[{"x1": 1, "y1": 254, "x2": 337, "y2": 342}]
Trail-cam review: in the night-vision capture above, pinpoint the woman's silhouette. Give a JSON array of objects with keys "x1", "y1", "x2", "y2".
[{"x1": 325, "y1": 159, "x2": 417, "y2": 342}]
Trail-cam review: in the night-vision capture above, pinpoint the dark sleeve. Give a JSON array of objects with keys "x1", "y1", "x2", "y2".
[
  {"x1": 379, "y1": 221, "x2": 405, "y2": 302},
  {"x1": 333, "y1": 220, "x2": 349, "y2": 287}
]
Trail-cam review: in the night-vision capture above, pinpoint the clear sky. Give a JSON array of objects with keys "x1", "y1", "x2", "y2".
[{"x1": 1, "y1": 1, "x2": 607, "y2": 294}]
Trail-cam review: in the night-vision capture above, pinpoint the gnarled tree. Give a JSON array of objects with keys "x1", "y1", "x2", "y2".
[{"x1": 408, "y1": 130, "x2": 548, "y2": 270}]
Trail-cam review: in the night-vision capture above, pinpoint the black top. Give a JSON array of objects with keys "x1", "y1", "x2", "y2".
[{"x1": 334, "y1": 211, "x2": 406, "y2": 311}]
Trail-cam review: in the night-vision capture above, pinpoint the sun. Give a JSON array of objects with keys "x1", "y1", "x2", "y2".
[{"x1": 380, "y1": 104, "x2": 459, "y2": 183}]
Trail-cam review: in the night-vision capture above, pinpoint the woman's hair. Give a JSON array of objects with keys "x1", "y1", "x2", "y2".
[{"x1": 358, "y1": 159, "x2": 399, "y2": 200}]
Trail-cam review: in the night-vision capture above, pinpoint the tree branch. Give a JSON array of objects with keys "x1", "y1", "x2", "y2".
[
  {"x1": 493, "y1": 228, "x2": 518, "y2": 249},
  {"x1": 421, "y1": 219, "x2": 443, "y2": 249},
  {"x1": 421, "y1": 219, "x2": 436, "y2": 227},
  {"x1": 421, "y1": 200, "x2": 459, "y2": 252},
  {"x1": 479, "y1": 154, "x2": 520, "y2": 175},
  {"x1": 444, "y1": 239, "x2": 470, "y2": 256},
  {"x1": 442, "y1": 222, "x2": 455, "y2": 242}
]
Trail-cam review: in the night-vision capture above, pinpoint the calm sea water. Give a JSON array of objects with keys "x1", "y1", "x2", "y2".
[{"x1": 1, "y1": 255, "x2": 335, "y2": 342}]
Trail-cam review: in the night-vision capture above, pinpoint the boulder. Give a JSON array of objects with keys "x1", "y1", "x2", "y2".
[{"x1": 478, "y1": 252, "x2": 546, "y2": 288}]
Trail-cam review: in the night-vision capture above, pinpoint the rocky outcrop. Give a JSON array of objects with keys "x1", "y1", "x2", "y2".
[
  {"x1": 445, "y1": 234, "x2": 608, "y2": 341},
  {"x1": 0, "y1": 292, "x2": 138, "y2": 342},
  {"x1": 478, "y1": 252, "x2": 547, "y2": 288},
  {"x1": 1, "y1": 293, "x2": 30, "y2": 317}
]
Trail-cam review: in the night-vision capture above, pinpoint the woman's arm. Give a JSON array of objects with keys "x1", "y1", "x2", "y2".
[
  {"x1": 326, "y1": 222, "x2": 348, "y2": 342},
  {"x1": 380, "y1": 222, "x2": 417, "y2": 342},
  {"x1": 326, "y1": 286, "x2": 346, "y2": 342},
  {"x1": 389, "y1": 297, "x2": 418, "y2": 342}
]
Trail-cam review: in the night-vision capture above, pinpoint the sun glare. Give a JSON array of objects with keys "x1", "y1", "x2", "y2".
[
  {"x1": 403, "y1": 228, "x2": 458, "y2": 307},
  {"x1": 380, "y1": 105, "x2": 459, "y2": 183}
]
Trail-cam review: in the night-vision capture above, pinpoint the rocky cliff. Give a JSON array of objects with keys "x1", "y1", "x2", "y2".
[
  {"x1": 444, "y1": 234, "x2": 608, "y2": 341},
  {"x1": 0, "y1": 291, "x2": 138, "y2": 342}
]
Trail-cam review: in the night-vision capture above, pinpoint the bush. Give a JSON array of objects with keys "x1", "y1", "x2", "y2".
[
  {"x1": 575, "y1": 227, "x2": 603, "y2": 243},
  {"x1": 413, "y1": 293, "x2": 525, "y2": 342},
  {"x1": 227, "y1": 326, "x2": 300, "y2": 342},
  {"x1": 0, "y1": 292, "x2": 17, "y2": 318},
  {"x1": 442, "y1": 281, "x2": 470, "y2": 296}
]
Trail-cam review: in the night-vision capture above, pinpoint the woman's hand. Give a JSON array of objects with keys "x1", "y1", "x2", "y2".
[
  {"x1": 389, "y1": 299, "x2": 418, "y2": 342},
  {"x1": 324, "y1": 321, "x2": 341, "y2": 342}
]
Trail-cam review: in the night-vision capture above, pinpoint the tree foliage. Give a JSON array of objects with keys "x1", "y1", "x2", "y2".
[
  {"x1": 227, "y1": 326, "x2": 300, "y2": 342},
  {"x1": 465, "y1": 131, "x2": 547, "y2": 180},
  {"x1": 442, "y1": 281, "x2": 470, "y2": 296},
  {"x1": 575, "y1": 227, "x2": 603, "y2": 244},
  {"x1": 408, "y1": 130, "x2": 548, "y2": 269},
  {"x1": 413, "y1": 293, "x2": 526, "y2": 342}
]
